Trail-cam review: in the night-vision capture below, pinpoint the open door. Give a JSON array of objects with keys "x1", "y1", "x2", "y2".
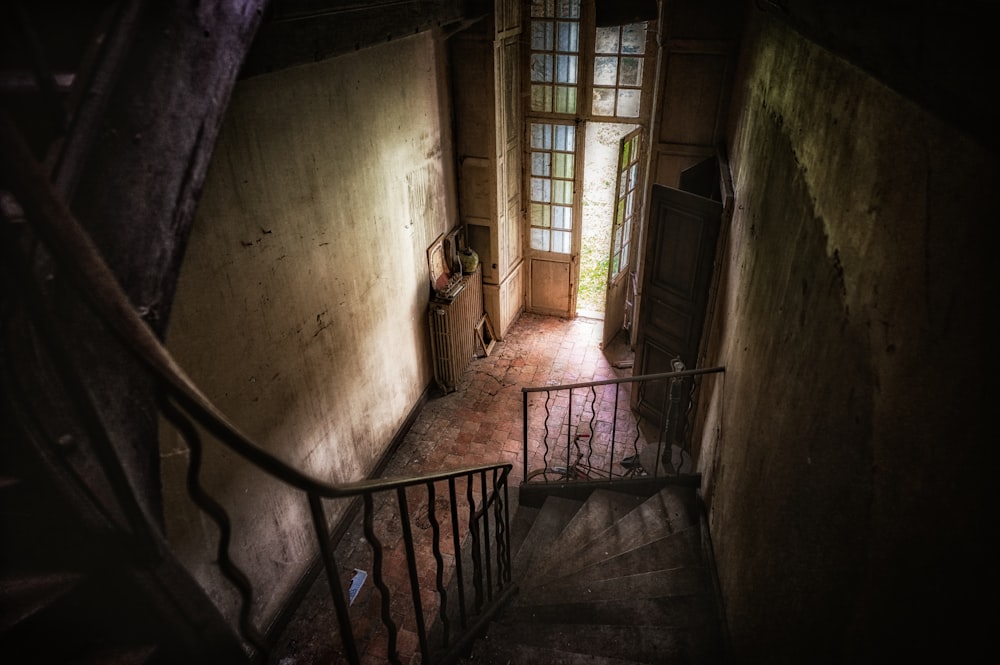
[
  {"x1": 602, "y1": 127, "x2": 643, "y2": 346},
  {"x1": 632, "y1": 176, "x2": 722, "y2": 429},
  {"x1": 526, "y1": 120, "x2": 582, "y2": 317}
]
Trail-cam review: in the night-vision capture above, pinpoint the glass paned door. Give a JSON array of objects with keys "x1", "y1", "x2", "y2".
[
  {"x1": 602, "y1": 127, "x2": 644, "y2": 346},
  {"x1": 526, "y1": 119, "x2": 580, "y2": 316}
]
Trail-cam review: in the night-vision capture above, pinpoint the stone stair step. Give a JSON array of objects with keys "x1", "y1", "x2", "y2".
[
  {"x1": 64, "y1": 643, "x2": 160, "y2": 664},
  {"x1": 497, "y1": 594, "x2": 717, "y2": 628},
  {"x1": 532, "y1": 526, "x2": 703, "y2": 590},
  {"x1": 481, "y1": 619, "x2": 720, "y2": 665},
  {"x1": 524, "y1": 487, "x2": 696, "y2": 589},
  {"x1": 509, "y1": 503, "x2": 540, "y2": 564},
  {"x1": 0, "y1": 571, "x2": 83, "y2": 632},
  {"x1": 512, "y1": 496, "x2": 583, "y2": 577},
  {"x1": 463, "y1": 636, "x2": 648, "y2": 665},
  {"x1": 527, "y1": 490, "x2": 645, "y2": 584},
  {"x1": 517, "y1": 565, "x2": 708, "y2": 606}
]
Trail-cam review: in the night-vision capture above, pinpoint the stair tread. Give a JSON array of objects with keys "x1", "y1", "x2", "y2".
[
  {"x1": 509, "y1": 504, "x2": 541, "y2": 563},
  {"x1": 530, "y1": 525, "x2": 703, "y2": 590},
  {"x1": 512, "y1": 496, "x2": 583, "y2": 577},
  {"x1": 518, "y1": 565, "x2": 709, "y2": 606},
  {"x1": 494, "y1": 594, "x2": 717, "y2": 627},
  {"x1": 66, "y1": 643, "x2": 160, "y2": 664},
  {"x1": 464, "y1": 636, "x2": 648, "y2": 665},
  {"x1": 525, "y1": 487, "x2": 696, "y2": 588},
  {"x1": 0, "y1": 571, "x2": 83, "y2": 632},
  {"x1": 482, "y1": 620, "x2": 722, "y2": 664},
  {"x1": 528, "y1": 490, "x2": 645, "y2": 580}
]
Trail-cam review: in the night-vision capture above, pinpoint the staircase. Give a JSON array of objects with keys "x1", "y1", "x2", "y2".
[{"x1": 457, "y1": 486, "x2": 727, "y2": 664}]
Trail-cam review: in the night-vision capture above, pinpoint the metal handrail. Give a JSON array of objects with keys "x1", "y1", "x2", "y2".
[
  {"x1": 521, "y1": 366, "x2": 725, "y2": 482},
  {"x1": 2, "y1": 111, "x2": 515, "y2": 664},
  {"x1": 522, "y1": 366, "x2": 726, "y2": 393}
]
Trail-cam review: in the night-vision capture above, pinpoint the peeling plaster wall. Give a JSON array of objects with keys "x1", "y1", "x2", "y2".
[
  {"x1": 158, "y1": 32, "x2": 455, "y2": 627},
  {"x1": 696, "y1": 12, "x2": 993, "y2": 663}
]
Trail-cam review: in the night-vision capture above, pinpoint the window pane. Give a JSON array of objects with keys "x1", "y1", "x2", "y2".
[
  {"x1": 530, "y1": 85, "x2": 552, "y2": 112},
  {"x1": 621, "y1": 23, "x2": 645, "y2": 54},
  {"x1": 595, "y1": 26, "x2": 619, "y2": 53},
  {"x1": 531, "y1": 54, "x2": 553, "y2": 82},
  {"x1": 555, "y1": 55, "x2": 578, "y2": 84},
  {"x1": 620, "y1": 57, "x2": 642, "y2": 86},
  {"x1": 592, "y1": 88, "x2": 615, "y2": 116},
  {"x1": 531, "y1": 123, "x2": 552, "y2": 149},
  {"x1": 531, "y1": 203, "x2": 550, "y2": 227},
  {"x1": 593, "y1": 56, "x2": 618, "y2": 86},
  {"x1": 557, "y1": 0, "x2": 580, "y2": 19},
  {"x1": 532, "y1": 21, "x2": 554, "y2": 50},
  {"x1": 532, "y1": 0, "x2": 554, "y2": 18},
  {"x1": 553, "y1": 179, "x2": 573, "y2": 205},
  {"x1": 553, "y1": 124, "x2": 575, "y2": 150},
  {"x1": 531, "y1": 228, "x2": 550, "y2": 251},
  {"x1": 554, "y1": 86, "x2": 577, "y2": 113},
  {"x1": 532, "y1": 152, "x2": 551, "y2": 176},
  {"x1": 553, "y1": 205, "x2": 572, "y2": 230},
  {"x1": 553, "y1": 152, "x2": 574, "y2": 179},
  {"x1": 617, "y1": 89, "x2": 641, "y2": 117},
  {"x1": 556, "y1": 21, "x2": 579, "y2": 52},
  {"x1": 531, "y1": 177, "x2": 551, "y2": 202},
  {"x1": 551, "y1": 229, "x2": 572, "y2": 253}
]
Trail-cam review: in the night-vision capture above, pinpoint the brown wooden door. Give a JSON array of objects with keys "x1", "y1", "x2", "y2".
[{"x1": 632, "y1": 183, "x2": 721, "y2": 429}]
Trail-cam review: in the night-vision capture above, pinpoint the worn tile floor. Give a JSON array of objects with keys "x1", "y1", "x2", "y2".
[{"x1": 270, "y1": 312, "x2": 641, "y2": 665}]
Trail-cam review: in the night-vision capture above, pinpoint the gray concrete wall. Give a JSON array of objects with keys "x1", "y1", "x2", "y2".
[
  {"x1": 696, "y1": 12, "x2": 993, "y2": 663},
  {"x1": 158, "y1": 32, "x2": 456, "y2": 628}
]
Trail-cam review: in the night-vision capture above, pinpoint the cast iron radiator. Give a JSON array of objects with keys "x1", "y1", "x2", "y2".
[{"x1": 428, "y1": 266, "x2": 483, "y2": 392}]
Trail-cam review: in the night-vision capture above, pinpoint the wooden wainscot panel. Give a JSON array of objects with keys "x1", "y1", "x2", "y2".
[{"x1": 483, "y1": 259, "x2": 524, "y2": 341}]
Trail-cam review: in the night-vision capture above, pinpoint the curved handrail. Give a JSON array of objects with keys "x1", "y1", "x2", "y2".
[
  {"x1": 2, "y1": 109, "x2": 517, "y2": 665},
  {"x1": 1, "y1": 111, "x2": 440, "y2": 500}
]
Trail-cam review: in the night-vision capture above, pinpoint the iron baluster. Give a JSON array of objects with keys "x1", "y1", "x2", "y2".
[
  {"x1": 448, "y1": 477, "x2": 467, "y2": 629},
  {"x1": 427, "y1": 481, "x2": 450, "y2": 646},
  {"x1": 479, "y1": 470, "x2": 493, "y2": 602},
  {"x1": 396, "y1": 487, "x2": 430, "y2": 664},
  {"x1": 307, "y1": 492, "x2": 359, "y2": 665},
  {"x1": 466, "y1": 474, "x2": 483, "y2": 612},
  {"x1": 363, "y1": 493, "x2": 401, "y2": 664},
  {"x1": 161, "y1": 398, "x2": 267, "y2": 656}
]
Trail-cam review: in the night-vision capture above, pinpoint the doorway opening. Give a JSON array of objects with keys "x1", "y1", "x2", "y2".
[{"x1": 577, "y1": 121, "x2": 640, "y2": 319}]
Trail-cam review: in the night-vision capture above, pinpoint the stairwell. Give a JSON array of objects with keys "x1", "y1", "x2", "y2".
[{"x1": 453, "y1": 485, "x2": 727, "y2": 664}]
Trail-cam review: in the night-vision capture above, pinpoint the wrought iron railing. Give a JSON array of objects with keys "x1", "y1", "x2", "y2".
[
  {"x1": 521, "y1": 363, "x2": 725, "y2": 484},
  {"x1": 1, "y1": 112, "x2": 513, "y2": 664}
]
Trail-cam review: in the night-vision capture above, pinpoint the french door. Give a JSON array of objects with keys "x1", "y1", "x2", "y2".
[{"x1": 525, "y1": 119, "x2": 582, "y2": 316}]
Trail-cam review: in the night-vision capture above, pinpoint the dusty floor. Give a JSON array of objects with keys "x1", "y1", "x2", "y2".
[{"x1": 269, "y1": 312, "x2": 641, "y2": 665}]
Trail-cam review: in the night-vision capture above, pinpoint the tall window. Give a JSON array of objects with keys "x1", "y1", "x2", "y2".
[
  {"x1": 529, "y1": 121, "x2": 575, "y2": 253},
  {"x1": 592, "y1": 22, "x2": 647, "y2": 118},
  {"x1": 529, "y1": 0, "x2": 581, "y2": 114}
]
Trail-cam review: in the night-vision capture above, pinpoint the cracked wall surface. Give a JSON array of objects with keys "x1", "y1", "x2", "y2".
[
  {"x1": 696, "y1": 11, "x2": 993, "y2": 663},
  {"x1": 157, "y1": 32, "x2": 456, "y2": 628}
]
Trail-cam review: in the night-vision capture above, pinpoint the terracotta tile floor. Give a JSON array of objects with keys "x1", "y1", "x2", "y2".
[{"x1": 270, "y1": 313, "x2": 641, "y2": 665}]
